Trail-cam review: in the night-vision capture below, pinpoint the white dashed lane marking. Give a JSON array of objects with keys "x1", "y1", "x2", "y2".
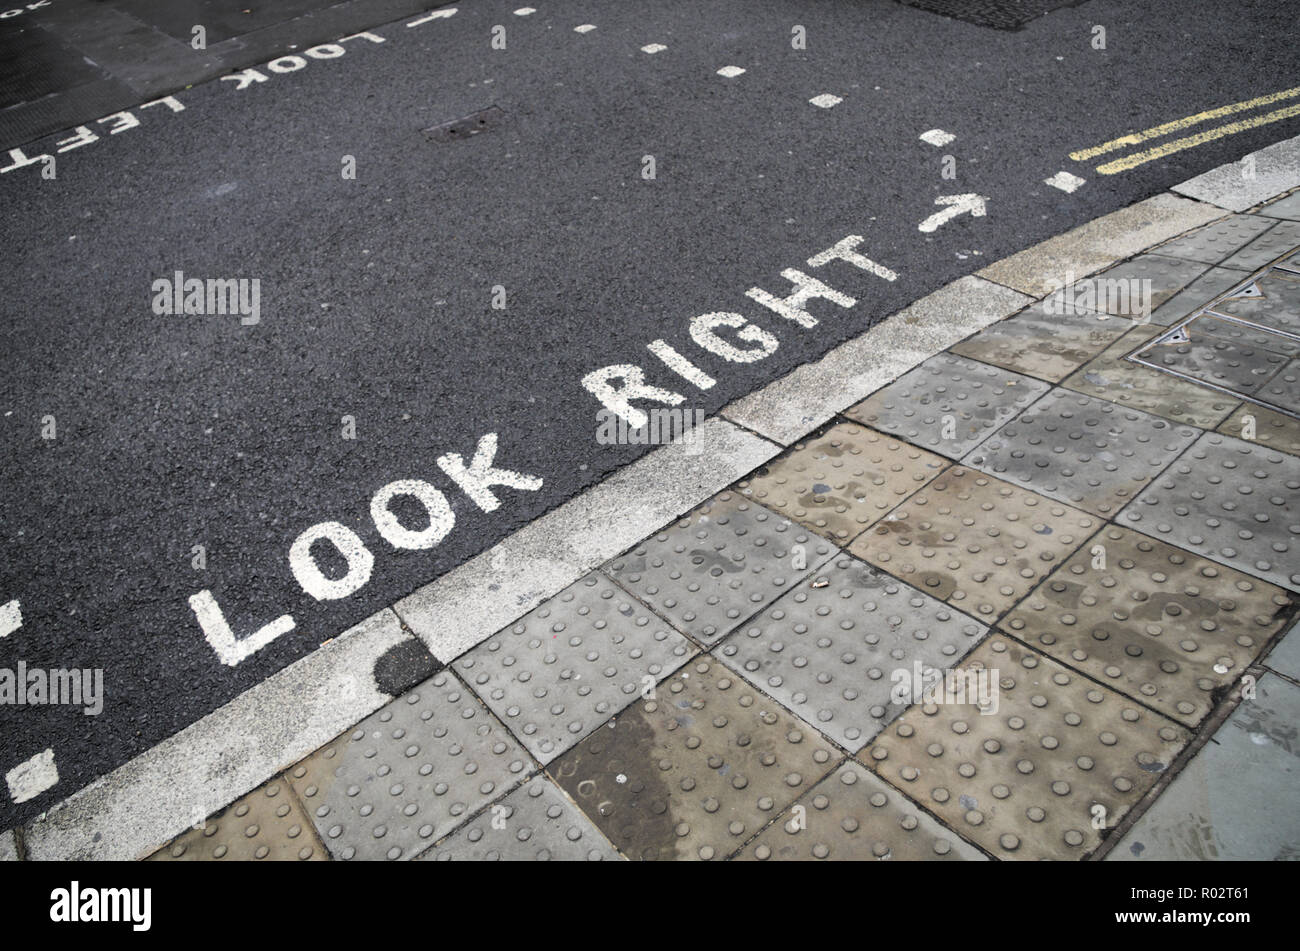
[
  {"x1": 717, "y1": 66, "x2": 745, "y2": 78},
  {"x1": 0, "y1": 599, "x2": 20, "y2": 638},
  {"x1": 810, "y1": 94, "x2": 843, "y2": 109},
  {"x1": 1046, "y1": 170, "x2": 1086, "y2": 192},
  {"x1": 6, "y1": 748, "x2": 58, "y2": 805},
  {"x1": 574, "y1": 24, "x2": 596, "y2": 33},
  {"x1": 920, "y1": 128, "x2": 956, "y2": 146},
  {"x1": 641, "y1": 43, "x2": 667, "y2": 54}
]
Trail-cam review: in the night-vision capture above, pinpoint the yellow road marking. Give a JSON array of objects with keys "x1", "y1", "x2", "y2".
[
  {"x1": 1070, "y1": 85, "x2": 1300, "y2": 162},
  {"x1": 1094, "y1": 102, "x2": 1300, "y2": 174}
]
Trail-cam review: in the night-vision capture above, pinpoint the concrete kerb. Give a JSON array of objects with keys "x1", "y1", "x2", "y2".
[{"x1": 18, "y1": 146, "x2": 1298, "y2": 861}]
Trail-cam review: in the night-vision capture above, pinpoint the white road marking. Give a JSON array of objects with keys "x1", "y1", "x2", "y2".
[
  {"x1": 920, "y1": 129, "x2": 955, "y2": 147},
  {"x1": 746, "y1": 270, "x2": 855, "y2": 328},
  {"x1": 189, "y1": 591, "x2": 296, "y2": 667},
  {"x1": 289, "y1": 521, "x2": 375, "y2": 601},
  {"x1": 641, "y1": 43, "x2": 667, "y2": 54},
  {"x1": 0, "y1": 599, "x2": 20, "y2": 638},
  {"x1": 436, "y1": 432, "x2": 544, "y2": 513},
  {"x1": 807, "y1": 235, "x2": 899, "y2": 281},
  {"x1": 514, "y1": 7, "x2": 536, "y2": 14},
  {"x1": 717, "y1": 66, "x2": 746, "y2": 78},
  {"x1": 809, "y1": 94, "x2": 842, "y2": 109},
  {"x1": 407, "y1": 8, "x2": 457, "y2": 27},
  {"x1": 574, "y1": 24, "x2": 596, "y2": 33},
  {"x1": 647, "y1": 339, "x2": 716, "y2": 389},
  {"x1": 371, "y1": 480, "x2": 455, "y2": 549},
  {"x1": 6, "y1": 748, "x2": 57, "y2": 804},
  {"x1": 918, "y1": 193, "x2": 988, "y2": 232},
  {"x1": 1046, "y1": 170, "x2": 1086, "y2": 193}
]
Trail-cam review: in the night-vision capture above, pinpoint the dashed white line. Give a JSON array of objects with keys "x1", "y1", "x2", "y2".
[
  {"x1": 513, "y1": 6, "x2": 536, "y2": 14},
  {"x1": 6, "y1": 748, "x2": 58, "y2": 805},
  {"x1": 920, "y1": 128, "x2": 955, "y2": 147},
  {"x1": 717, "y1": 66, "x2": 746, "y2": 78},
  {"x1": 406, "y1": 8, "x2": 457, "y2": 27},
  {"x1": 809, "y1": 94, "x2": 843, "y2": 109},
  {"x1": 1045, "y1": 170, "x2": 1086, "y2": 193},
  {"x1": 0, "y1": 599, "x2": 19, "y2": 638},
  {"x1": 641, "y1": 43, "x2": 667, "y2": 54},
  {"x1": 574, "y1": 24, "x2": 596, "y2": 33}
]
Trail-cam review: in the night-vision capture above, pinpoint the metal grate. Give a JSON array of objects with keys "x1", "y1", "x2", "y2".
[{"x1": 896, "y1": 0, "x2": 1088, "y2": 31}]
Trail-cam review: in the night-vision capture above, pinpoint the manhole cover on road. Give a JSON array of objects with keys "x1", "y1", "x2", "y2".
[{"x1": 896, "y1": 0, "x2": 1087, "y2": 31}]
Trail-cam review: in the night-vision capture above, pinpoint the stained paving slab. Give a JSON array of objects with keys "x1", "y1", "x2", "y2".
[
  {"x1": 605, "y1": 493, "x2": 837, "y2": 646},
  {"x1": 1148, "y1": 267, "x2": 1256, "y2": 326},
  {"x1": 861, "y1": 636, "x2": 1190, "y2": 860},
  {"x1": 1218, "y1": 220, "x2": 1300, "y2": 271},
  {"x1": 850, "y1": 466, "x2": 1098, "y2": 622},
  {"x1": 844, "y1": 353, "x2": 1051, "y2": 459},
  {"x1": 1216, "y1": 403, "x2": 1300, "y2": 455},
  {"x1": 1153, "y1": 215, "x2": 1279, "y2": 266},
  {"x1": 1121, "y1": 431, "x2": 1300, "y2": 593},
  {"x1": 1137, "y1": 317, "x2": 1293, "y2": 397},
  {"x1": 948, "y1": 306, "x2": 1130, "y2": 383},
  {"x1": 1041, "y1": 254, "x2": 1212, "y2": 318},
  {"x1": 1264, "y1": 619, "x2": 1300, "y2": 681},
  {"x1": 148, "y1": 779, "x2": 326, "y2": 861},
  {"x1": 715, "y1": 554, "x2": 988, "y2": 752},
  {"x1": 454, "y1": 573, "x2": 695, "y2": 765},
  {"x1": 737, "y1": 422, "x2": 949, "y2": 545},
  {"x1": 1207, "y1": 267, "x2": 1300, "y2": 337},
  {"x1": 1002, "y1": 524, "x2": 1294, "y2": 727},
  {"x1": 1110, "y1": 673, "x2": 1300, "y2": 861},
  {"x1": 548, "y1": 658, "x2": 841, "y2": 861}
]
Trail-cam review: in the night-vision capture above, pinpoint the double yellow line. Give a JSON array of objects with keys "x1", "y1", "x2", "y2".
[{"x1": 1071, "y1": 85, "x2": 1300, "y2": 174}]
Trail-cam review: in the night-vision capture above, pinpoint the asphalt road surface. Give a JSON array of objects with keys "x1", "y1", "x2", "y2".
[{"x1": 1, "y1": 0, "x2": 1298, "y2": 829}]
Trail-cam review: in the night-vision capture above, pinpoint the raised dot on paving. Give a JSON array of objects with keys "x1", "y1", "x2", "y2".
[
  {"x1": 861, "y1": 636, "x2": 1190, "y2": 860},
  {"x1": 716, "y1": 554, "x2": 988, "y2": 752},
  {"x1": 850, "y1": 466, "x2": 1098, "y2": 621},
  {"x1": 809, "y1": 94, "x2": 842, "y2": 108},
  {"x1": 844, "y1": 352, "x2": 1051, "y2": 459},
  {"x1": 1003, "y1": 524, "x2": 1294, "y2": 727},
  {"x1": 1154, "y1": 215, "x2": 1278, "y2": 266},
  {"x1": 149, "y1": 780, "x2": 325, "y2": 861},
  {"x1": 737, "y1": 422, "x2": 948, "y2": 545},
  {"x1": 1121, "y1": 430, "x2": 1300, "y2": 592},
  {"x1": 548, "y1": 658, "x2": 841, "y2": 861},
  {"x1": 604, "y1": 491, "x2": 836, "y2": 645},
  {"x1": 963, "y1": 388, "x2": 1201, "y2": 518},
  {"x1": 289, "y1": 671, "x2": 532, "y2": 860},
  {"x1": 716, "y1": 65, "x2": 745, "y2": 78},
  {"x1": 421, "y1": 774, "x2": 622, "y2": 861},
  {"x1": 1218, "y1": 219, "x2": 1300, "y2": 271},
  {"x1": 455, "y1": 572, "x2": 694, "y2": 764},
  {"x1": 738, "y1": 761, "x2": 986, "y2": 860}
]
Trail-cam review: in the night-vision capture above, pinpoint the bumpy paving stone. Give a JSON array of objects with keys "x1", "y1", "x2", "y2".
[
  {"x1": 964, "y1": 389, "x2": 1201, "y2": 518},
  {"x1": 1207, "y1": 267, "x2": 1300, "y2": 337},
  {"x1": 1154, "y1": 215, "x2": 1278, "y2": 266},
  {"x1": 605, "y1": 493, "x2": 836, "y2": 645},
  {"x1": 1149, "y1": 267, "x2": 1254, "y2": 326},
  {"x1": 289, "y1": 672, "x2": 532, "y2": 860},
  {"x1": 149, "y1": 780, "x2": 325, "y2": 861},
  {"x1": 1257, "y1": 358, "x2": 1300, "y2": 415},
  {"x1": 1121, "y1": 431, "x2": 1300, "y2": 592},
  {"x1": 420, "y1": 775, "x2": 621, "y2": 861},
  {"x1": 862, "y1": 636, "x2": 1190, "y2": 860},
  {"x1": 1260, "y1": 192, "x2": 1300, "y2": 222},
  {"x1": 1111, "y1": 673, "x2": 1300, "y2": 861},
  {"x1": 716, "y1": 555, "x2": 988, "y2": 752},
  {"x1": 737, "y1": 423, "x2": 948, "y2": 544},
  {"x1": 1002, "y1": 524, "x2": 1294, "y2": 727},
  {"x1": 549, "y1": 658, "x2": 841, "y2": 861},
  {"x1": 1219, "y1": 219, "x2": 1300, "y2": 271},
  {"x1": 1265, "y1": 618, "x2": 1300, "y2": 681},
  {"x1": 850, "y1": 467, "x2": 1098, "y2": 621},
  {"x1": 1040, "y1": 254, "x2": 1210, "y2": 319},
  {"x1": 1217, "y1": 403, "x2": 1300, "y2": 455},
  {"x1": 948, "y1": 307, "x2": 1129, "y2": 384},
  {"x1": 455, "y1": 573, "x2": 694, "y2": 765},
  {"x1": 844, "y1": 353, "x2": 1050, "y2": 459},
  {"x1": 1062, "y1": 326, "x2": 1241, "y2": 428},
  {"x1": 1137, "y1": 316, "x2": 1293, "y2": 397},
  {"x1": 737, "y1": 761, "x2": 987, "y2": 861}
]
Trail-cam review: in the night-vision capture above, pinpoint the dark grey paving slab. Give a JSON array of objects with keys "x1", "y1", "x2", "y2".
[
  {"x1": 420, "y1": 774, "x2": 622, "y2": 861},
  {"x1": 1219, "y1": 219, "x2": 1300, "y2": 271},
  {"x1": 963, "y1": 389, "x2": 1202, "y2": 518},
  {"x1": 1265, "y1": 619, "x2": 1300, "y2": 681},
  {"x1": 1040, "y1": 254, "x2": 1211, "y2": 320},
  {"x1": 1149, "y1": 267, "x2": 1256, "y2": 327},
  {"x1": 1258, "y1": 192, "x2": 1300, "y2": 222},
  {"x1": 1121, "y1": 431, "x2": 1300, "y2": 592},
  {"x1": 1208, "y1": 267, "x2": 1300, "y2": 337},
  {"x1": 844, "y1": 353, "x2": 1050, "y2": 460},
  {"x1": 1139, "y1": 317, "x2": 1292, "y2": 396},
  {"x1": 1217, "y1": 403, "x2": 1300, "y2": 456},
  {"x1": 605, "y1": 493, "x2": 837, "y2": 646},
  {"x1": 1255, "y1": 358, "x2": 1300, "y2": 415},
  {"x1": 289, "y1": 672, "x2": 533, "y2": 860},
  {"x1": 454, "y1": 573, "x2": 695, "y2": 765},
  {"x1": 1154, "y1": 215, "x2": 1278, "y2": 266},
  {"x1": 716, "y1": 555, "x2": 988, "y2": 752},
  {"x1": 1111, "y1": 674, "x2": 1300, "y2": 861},
  {"x1": 948, "y1": 307, "x2": 1130, "y2": 383}
]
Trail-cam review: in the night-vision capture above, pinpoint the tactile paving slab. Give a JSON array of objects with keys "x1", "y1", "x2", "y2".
[
  {"x1": 455, "y1": 573, "x2": 694, "y2": 765},
  {"x1": 549, "y1": 658, "x2": 841, "y2": 861},
  {"x1": 1155, "y1": 215, "x2": 1278, "y2": 266},
  {"x1": 605, "y1": 493, "x2": 836, "y2": 645},
  {"x1": 850, "y1": 467, "x2": 1098, "y2": 621},
  {"x1": 1062, "y1": 326, "x2": 1241, "y2": 428},
  {"x1": 1149, "y1": 267, "x2": 1254, "y2": 327},
  {"x1": 862, "y1": 636, "x2": 1190, "y2": 860},
  {"x1": 1039, "y1": 254, "x2": 1210, "y2": 319},
  {"x1": 1137, "y1": 317, "x2": 1292, "y2": 397},
  {"x1": 1207, "y1": 267, "x2": 1300, "y2": 337},
  {"x1": 845, "y1": 353, "x2": 1050, "y2": 459},
  {"x1": 1219, "y1": 220, "x2": 1300, "y2": 271},
  {"x1": 1121, "y1": 431, "x2": 1300, "y2": 592},
  {"x1": 948, "y1": 307, "x2": 1129, "y2": 383},
  {"x1": 716, "y1": 555, "x2": 988, "y2": 751},
  {"x1": 1002, "y1": 524, "x2": 1293, "y2": 727},
  {"x1": 964, "y1": 389, "x2": 1202, "y2": 518},
  {"x1": 1217, "y1": 403, "x2": 1300, "y2": 455},
  {"x1": 1256, "y1": 358, "x2": 1300, "y2": 415},
  {"x1": 737, "y1": 423, "x2": 948, "y2": 544},
  {"x1": 737, "y1": 761, "x2": 987, "y2": 861},
  {"x1": 289, "y1": 672, "x2": 532, "y2": 860},
  {"x1": 149, "y1": 780, "x2": 325, "y2": 861},
  {"x1": 420, "y1": 775, "x2": 622, "y2": 861}
]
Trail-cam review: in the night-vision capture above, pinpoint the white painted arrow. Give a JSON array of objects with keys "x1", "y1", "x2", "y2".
[
  {"x1": 918, "y1": 193, "x2": 988, "y2": 233},
  {"x1": 407, "y1": 7, "x2": 457, "y2": 27}
]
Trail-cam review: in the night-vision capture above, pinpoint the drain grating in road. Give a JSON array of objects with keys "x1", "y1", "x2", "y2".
[{"x1": 861, "y1": 637, "x2": 1190, "y2": 860}]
